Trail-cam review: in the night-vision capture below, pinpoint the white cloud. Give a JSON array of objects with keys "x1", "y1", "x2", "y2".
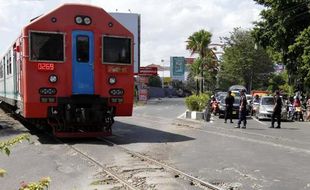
[{"x1": 0, "y1": 0, "x2": 263, "y2": 65}]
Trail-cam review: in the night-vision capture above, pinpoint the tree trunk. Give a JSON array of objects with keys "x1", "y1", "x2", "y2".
[
  {"x1": 196, "y1": 79, "x2": 199, "y2": 95},
  {"x1": 200, "y1": 63, "x2": 204, "y2": 93}
]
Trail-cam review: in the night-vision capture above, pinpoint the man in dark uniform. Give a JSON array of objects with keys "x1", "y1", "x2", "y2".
[
  {"x1": 270, "y1": 90, "x2": 282, "y2": 128},
  {"x1": 225, "y1": 91, "x2": 235, "y2": 123},
  {"x1": 236, "y1": 89, "x2": 247, "y2": 128}
]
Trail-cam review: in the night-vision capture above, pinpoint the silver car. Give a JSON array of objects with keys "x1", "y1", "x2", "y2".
[{"x1": 256, "y1": 96, "x2": 287, "y2": 120}]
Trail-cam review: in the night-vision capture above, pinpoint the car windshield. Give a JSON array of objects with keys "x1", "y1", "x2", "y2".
[
  {"x1": 261, "y1": 97, "x2": 274, "y2": 105},
  {"x1": 246, "y1": 95, "x2": 253, "y2": 100},
  {"x1": 234, "y1": 97, "x2": 240, "y2": 104}
]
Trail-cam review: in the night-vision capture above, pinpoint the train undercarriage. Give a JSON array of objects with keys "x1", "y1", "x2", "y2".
[{"x1": 47, "y1": 95, "x2": 115, "y2": 138}]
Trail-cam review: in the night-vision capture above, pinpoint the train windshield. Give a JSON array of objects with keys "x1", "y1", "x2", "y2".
[
  {"x1": 102, "y1": 36, "x2": 131, "y2": 64},
  {"x1": 30, "y1": 32, "x2": 64, "y2": 62}
]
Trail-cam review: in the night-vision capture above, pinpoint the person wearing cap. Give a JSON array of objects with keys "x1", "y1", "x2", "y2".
[
  {"x1": 270, "y1": 90, "x2": 282, "y2": 128},
  {"x1": 236, "y1": 89, "x2": 247, "y2": 128}
]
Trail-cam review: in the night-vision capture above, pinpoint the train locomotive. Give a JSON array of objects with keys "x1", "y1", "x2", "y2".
[{"x1": 0, "y1": 4, "x2": 134, "y2": 137}]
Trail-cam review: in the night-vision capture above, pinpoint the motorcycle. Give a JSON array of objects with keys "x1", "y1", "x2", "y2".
[
  {"x1": 293, "y1": 106, "x2": 304, "y2": 121},
  {"x1": 211, "y1": 101, "x2": 219, "y2": 115},
  {"x1": 286, "y1": 104, "x2": 294, "y2": 121}
]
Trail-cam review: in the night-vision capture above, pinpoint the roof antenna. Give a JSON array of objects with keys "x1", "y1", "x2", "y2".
[
  {"x1": 128, "y1": 9, "x2": 131, "y2": 13},
  {"x1": 115, "y1": 9, "x2": 118, "y2": 12}
]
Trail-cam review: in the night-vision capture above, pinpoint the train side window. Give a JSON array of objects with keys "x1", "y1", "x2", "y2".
[
  {"x1": 30, "y1": 31, "x2": 64, "y2": 62},
  {"x1": 102, "y1": 36, "x2": 131, "y2": 64},
  {"x1": 6, "y1": 54, "x2": 10, "y2": 75},
  {"x1": 76, "y1": 35, "x2": 89, "y2": 62},
  {"x1": 0, "y1": 62, "x2": 3, "y2": 79}
]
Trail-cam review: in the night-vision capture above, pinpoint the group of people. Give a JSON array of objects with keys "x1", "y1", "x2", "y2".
[
  {"x1": 222, "y1": 89, "x2": 310, "y2": 129},
  {"x1": 223, "y1": 89, "x2": 247, "y2": 128}
]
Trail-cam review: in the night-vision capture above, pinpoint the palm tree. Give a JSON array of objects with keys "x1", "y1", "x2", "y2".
[
  {"x1": 188, "y1": 58, "x2": 202, "y2": 95},
  {"x1": 186, "y1": 29, "x2": 212, "y2": 93}
]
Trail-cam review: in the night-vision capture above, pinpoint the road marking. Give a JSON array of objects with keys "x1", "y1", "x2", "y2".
[
  {"x1": 252, "y1": 117, "x2": 267, "y2": 125},
  {"x1": 195, "y1": 128, "x2": 310, "y2": 155},
  {"x1": 177, "y1": 112, "x2": 186, "y2": 119}
]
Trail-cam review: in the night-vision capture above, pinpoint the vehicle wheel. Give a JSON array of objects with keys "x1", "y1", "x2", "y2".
[{"x1": 297, "y1": 114, "x2": 300, "y2": 121}]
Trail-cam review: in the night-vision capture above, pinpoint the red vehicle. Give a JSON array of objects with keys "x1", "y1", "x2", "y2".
[{"x1": 0, "y1": 4, "x2": 134, "y2": 137}]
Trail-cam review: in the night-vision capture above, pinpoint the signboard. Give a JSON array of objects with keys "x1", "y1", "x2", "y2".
[
  {"x1": 139, "y1": 89, "x2": 148, "y2": 101},
  {"x1": 139, "y1": 76, "x2": 149, "y2": 84},
  {"x1": 139, "y1": 67, "x2": 158, "y2": 76},
  {"x1": 170, "y1": 56, "x2": 185, "y2": 80}
]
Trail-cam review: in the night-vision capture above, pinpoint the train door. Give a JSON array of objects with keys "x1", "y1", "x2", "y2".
[{"x1": 72, "y1": 31, "x2": 94, "y2": 94}]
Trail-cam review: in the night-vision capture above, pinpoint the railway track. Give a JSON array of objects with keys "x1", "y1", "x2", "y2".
[
  {"x1": 98, "y1": 137, "x2": 223, "y2": 190},
  {"x1": 52, "y1": 135, "x2": 223, "y2": 190},
  {"x1": 1, "y1": 104, "x2": 223, "y2": 190}
]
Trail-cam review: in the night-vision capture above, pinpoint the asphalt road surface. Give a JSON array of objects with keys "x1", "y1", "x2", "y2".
[
  {"x1": 115, "y1": 98, "x2": 310, "y2": 190},
  {"x1": 1, "y1": 98, "x2": 310, "y2": 190}
]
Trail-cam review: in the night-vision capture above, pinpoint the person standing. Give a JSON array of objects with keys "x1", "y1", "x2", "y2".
[
  {"x1": 270, "y1": 90, "x2": 282, "y2": 128},
  {"x1": 224, "y1": 91, "x2": 235, "y2": 123},
  {"x1": 236, "y1": 89, "x2": 247, "y2": 128},
  {"x1": 253, "y1": 94, "x2": 260, "y2": 103}
]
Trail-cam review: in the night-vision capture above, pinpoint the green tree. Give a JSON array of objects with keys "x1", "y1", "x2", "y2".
[
  {"x1": 148, "y1": 75, "x2": 162, "y2": 87},
  {"x1": 252, "y1": 0, "x2": 310, "y2": 84},
  {"x1": 186, "y1": 29, "x2": 213, "y2": 93},
  {"x1": 289, "y1": 26, "x2": 310, "y2": 91},
  {"x1": 187, "y1": 58, "x2": 202, "y2": 95},
  {"x1": 268, "y1": 71, "x2": 295, "y2": 95},
  {"x1": 219, "y1": 28, "x2": 274, "y2": 91},
  {"x1": 268, "y1": 73, "x2": 286, "y2": 92}
]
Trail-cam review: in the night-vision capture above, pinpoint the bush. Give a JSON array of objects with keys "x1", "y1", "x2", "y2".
[
  {"x1": 185, "y1": 93, "x2": 210, "y2": 111},
  {"x1": 148, "y1": 75, "x2": 162, "y2": 87}
]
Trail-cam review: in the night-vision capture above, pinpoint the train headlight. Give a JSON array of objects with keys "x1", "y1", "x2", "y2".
[
  {"x1": 75, "y1": 16, "x2": 83, "y2": 24},
  {"x1": 49, "y1": 74, "x2": 58, "y2": 83},
  {"x1": 108, "y1": 76, "x2": 116, "y2": 85},
  {"x1": 84, "y1": 17, "x2": 92, "y2": 25}
]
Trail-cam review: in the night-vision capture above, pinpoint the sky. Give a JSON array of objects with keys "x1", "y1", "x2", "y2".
[{"x1": 0, "y1": 0, "x2": 263, "y2": 66}]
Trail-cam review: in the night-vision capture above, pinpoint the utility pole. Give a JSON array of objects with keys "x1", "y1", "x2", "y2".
[{"x1": 161, "y1": 59, "x2": 164, "y2": 88}]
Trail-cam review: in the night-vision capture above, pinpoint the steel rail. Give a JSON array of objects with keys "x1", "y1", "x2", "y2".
[
  {"x1": 64, "y1": 143, "x2": 139, "y2": 190},
  {"x1": 100, "y1": 137, "x2": 223, "y2": 190},
  {"x1": 0, "y1": 104, "x2": 139, "y2": 190}
]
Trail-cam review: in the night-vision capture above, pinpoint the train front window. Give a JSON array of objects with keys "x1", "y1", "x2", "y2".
[
  {"x1": 103, "y1": 36, "x2": 131, "y2": 64},
  {"x1": 30, "y1": 32, "x2": 64, "y2": 62},
  {"x1": 76, "y1": 35, "x2": 89, "y2": 62}
]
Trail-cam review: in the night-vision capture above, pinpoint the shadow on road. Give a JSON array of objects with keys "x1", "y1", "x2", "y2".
[
  {"x1": 28, "y1": 120, "x2": 195, "y2": 145},
  {"x1": 107, "y1": 121, "x2": 195, "y2": 144}
]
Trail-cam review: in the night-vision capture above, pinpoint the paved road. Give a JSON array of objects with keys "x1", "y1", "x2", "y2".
[
  {"x1": 114, "y1": 98, "x2": 310, "y2": 190},
  {"x1": 1, "y1": 98, "x2": 310, "y2": 190}
]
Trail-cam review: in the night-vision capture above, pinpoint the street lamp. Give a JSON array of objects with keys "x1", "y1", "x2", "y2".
[
  {"x1": 161, "y1": 59, "x2": 164, "y2": 88},
  {"x1": 249, "y1": 43, "x2": 258, "y2": 93}
]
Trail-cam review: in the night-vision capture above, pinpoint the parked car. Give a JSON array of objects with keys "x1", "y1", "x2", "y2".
[
  {"x1": 246, "y1": 94, "x2": 253, "y2": 115},
  {"x1": 231, "y1": 90, "x2": 240, "y2": 97},
  {"x1": 229, "y1": 85, "x2": 247, "y2": 93},
  {"x1": 215, "y1": 91, "x2": 226, "y2": 102},
  {"x1": 218, "y1": 96, "x2": 240, "y2": 118},
  {"x1": 256, "y1": 96, "x2": 288, "y2": 120}
]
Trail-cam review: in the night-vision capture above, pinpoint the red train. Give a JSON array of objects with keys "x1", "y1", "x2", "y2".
[{"x1": 0, "y1": 4, "x2": 134, "y2": 137}]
